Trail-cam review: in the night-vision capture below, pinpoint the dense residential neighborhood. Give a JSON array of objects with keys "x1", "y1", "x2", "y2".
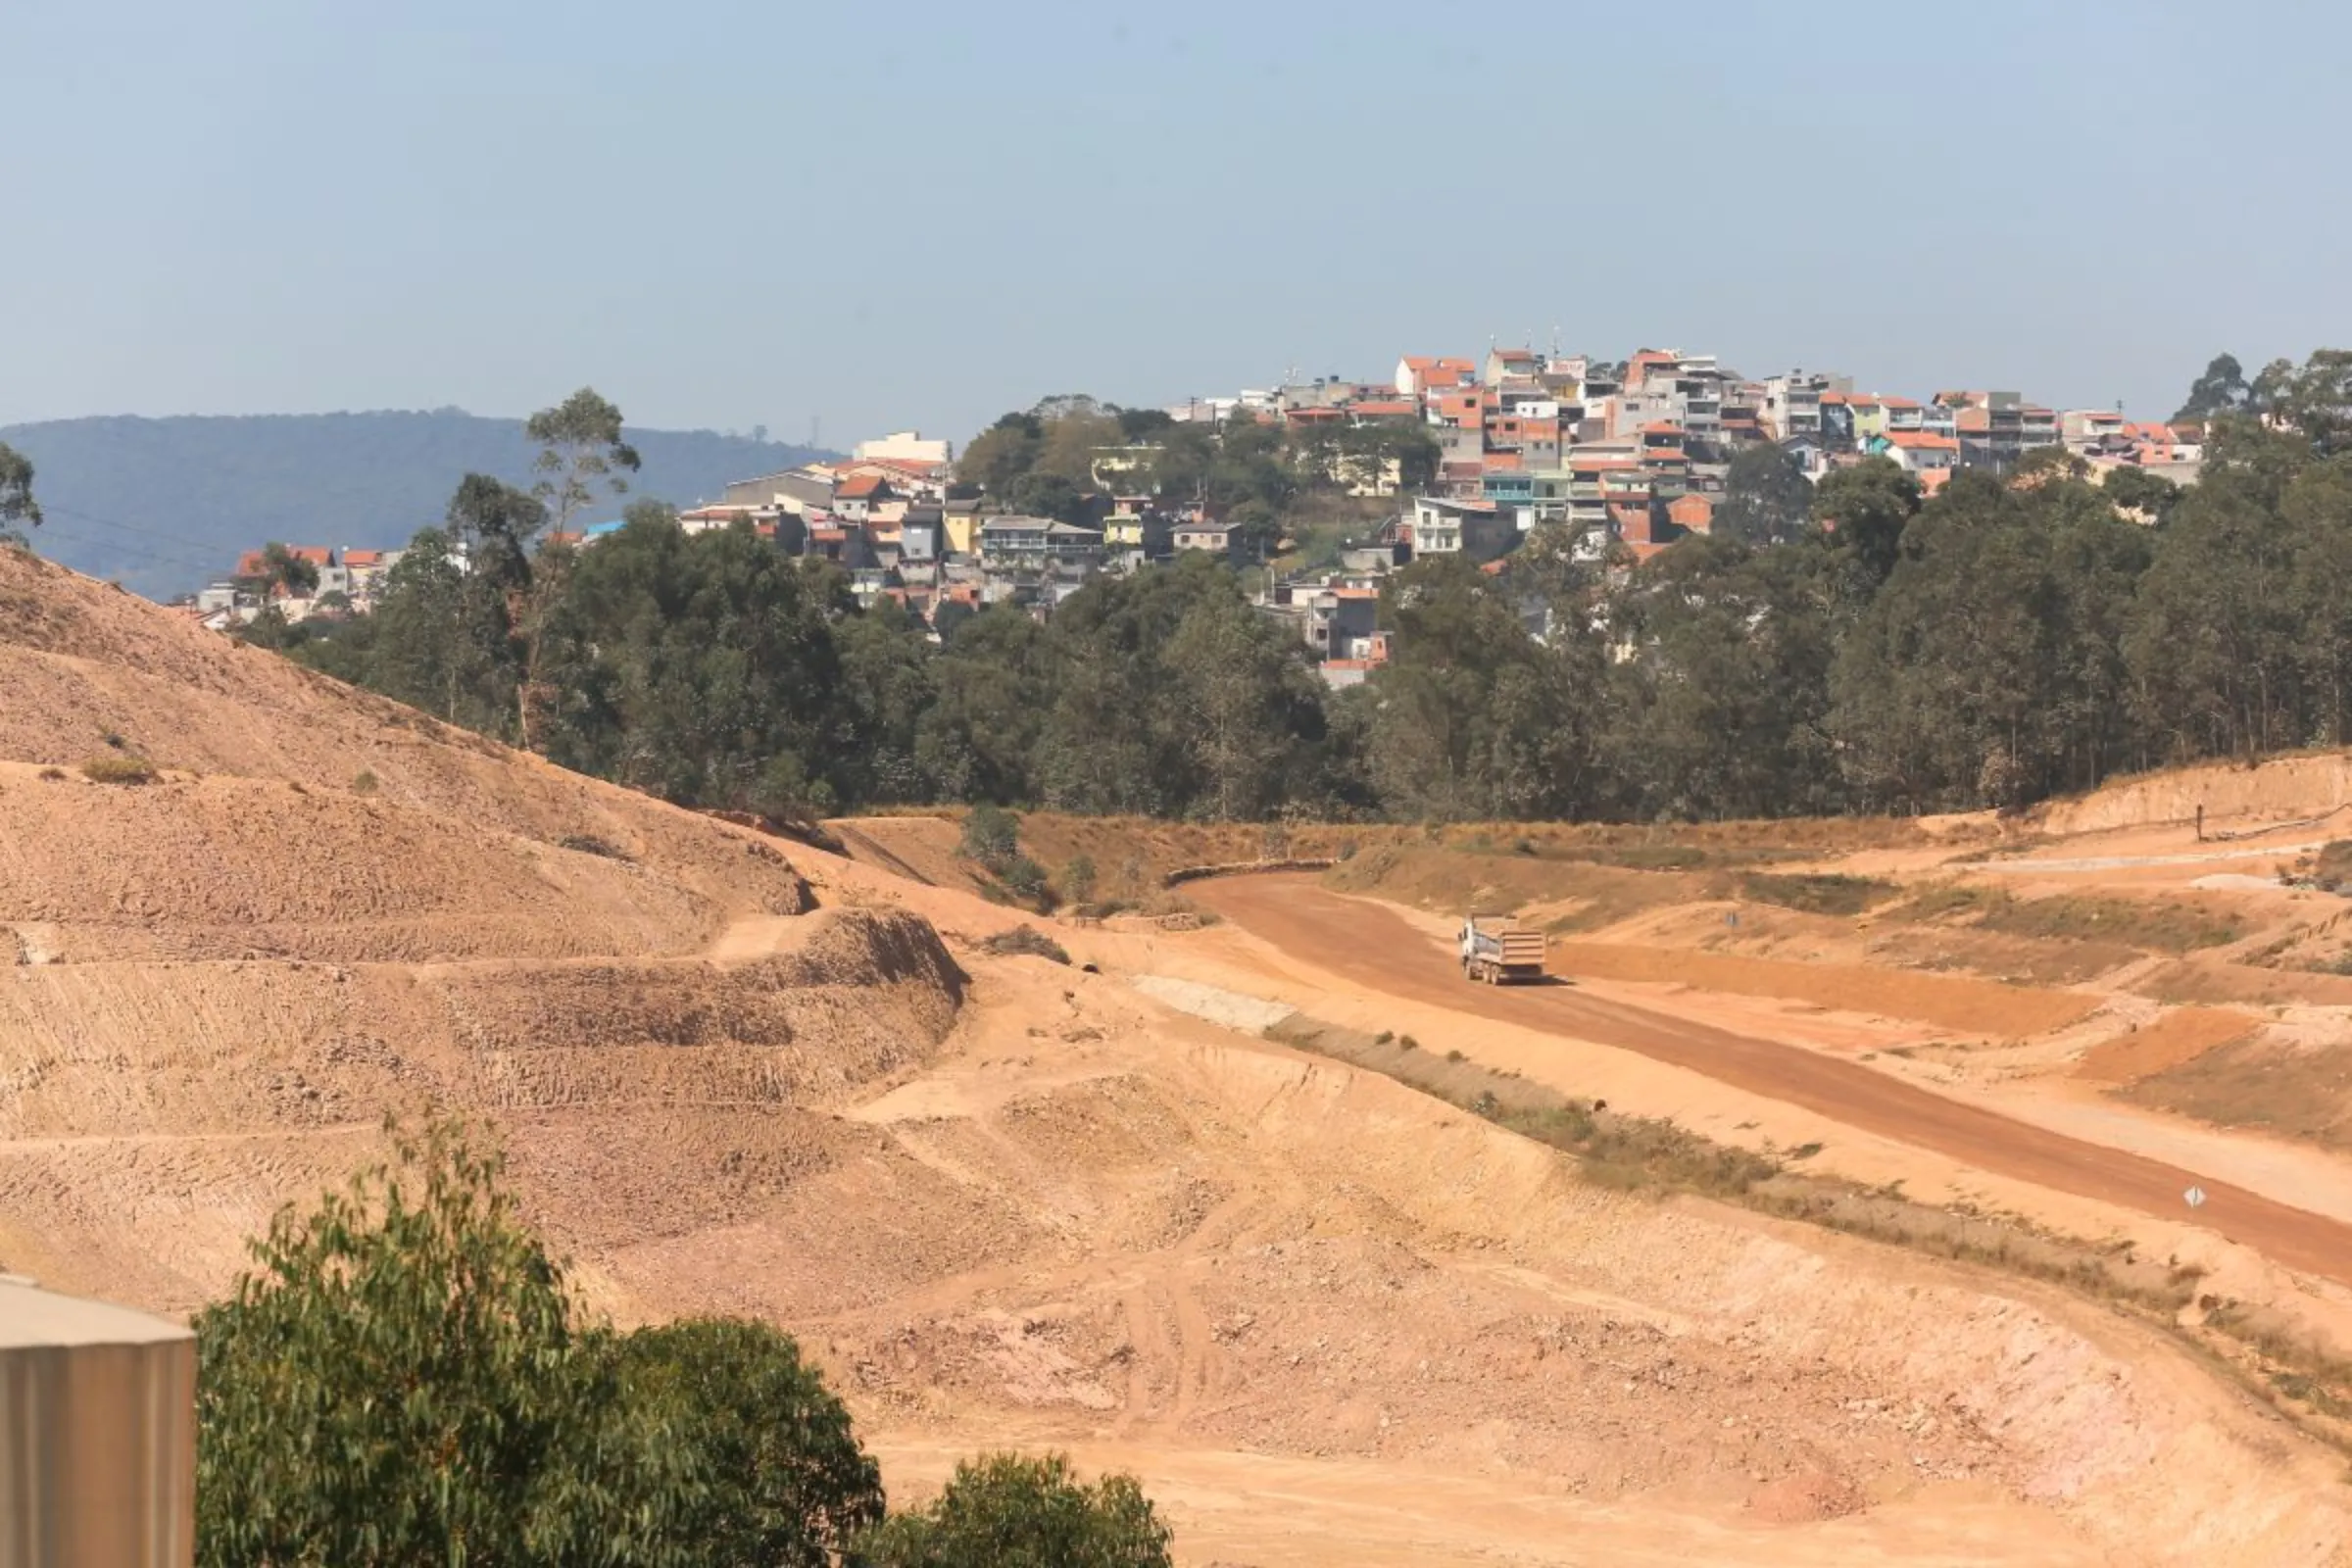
[{"x1": 184, "y1": 345, "x2": 2215, "y2": 685}]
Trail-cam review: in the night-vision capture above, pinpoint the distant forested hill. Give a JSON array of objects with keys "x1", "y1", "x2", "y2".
[{"x1": 0, "y1": 410, "x2": 832, "y2": 599}]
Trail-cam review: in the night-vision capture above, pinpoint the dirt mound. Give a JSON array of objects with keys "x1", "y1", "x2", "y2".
[
  {"x1": 2039, "y1": 752, "x2": 2352, "y2": 838},
  {"x1": 0, "y1": 550, "x2": 811, "y2": 915},
  {"x1": 0, "y1": 555, "x2": 970, "y2": 1317},
  {"x1": 2075, "y1": 1008, "x2": 2258, "y2": 1084}
]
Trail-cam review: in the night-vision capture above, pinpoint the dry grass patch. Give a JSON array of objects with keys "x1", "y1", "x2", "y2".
[
  {"x1": 79, "y1": 755, "x2": 159, "y2": 785},
  {"x1": 2119, "y1": 1036, "x2": 2352, "y2": 1151},
  {"x1": 1889, "y1": 882, "x2": 2244, "y2": 954},
  {"x1": 978, "y1": 925, "x2": 1071, "y2": 965},
  {"x1": 1732, "y1": 871, "x2": 1898, "y2": 917}
]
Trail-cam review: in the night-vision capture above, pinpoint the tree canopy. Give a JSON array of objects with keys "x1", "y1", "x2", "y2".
[
  {"x1": 0, "y1": 441, "x2": 39, "y2": 544},
  {"x1": 2175, "y1": 352, "x2": 2251, "y2": 421},
  {"x1": 1711, "y1": 444, "x2": 1813, "y2": 546}
]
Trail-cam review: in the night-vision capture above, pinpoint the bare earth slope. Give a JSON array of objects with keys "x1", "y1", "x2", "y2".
[
  {"x1": 0, "y1": 550, "x2": 964, "y2": 1309},
  {"x1": 6, "y1": 549, "x2": 2352, "y2": 1563}
]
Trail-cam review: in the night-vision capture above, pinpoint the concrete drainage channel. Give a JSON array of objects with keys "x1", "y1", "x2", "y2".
[{"x1": 1129, "y1": 974, "x2": 1296, "y2": 1035}]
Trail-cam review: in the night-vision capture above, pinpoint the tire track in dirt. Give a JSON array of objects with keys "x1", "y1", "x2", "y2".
[{"x1": 1194, "y1": 874, "x2": 2352, "y2": 1288}]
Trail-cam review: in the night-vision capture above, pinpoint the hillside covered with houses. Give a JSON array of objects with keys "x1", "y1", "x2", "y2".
[
  {"x1": 189, "y1": 343, "x2": 2215, "y2": 693},
  {"x1": 125, "y1": 343, "x2": 2348, "y2": 834}
]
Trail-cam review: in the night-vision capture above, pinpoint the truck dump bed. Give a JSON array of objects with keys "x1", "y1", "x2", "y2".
[{"x1": 1462, "y1": 915, "x2": 1547, "y2": 983}]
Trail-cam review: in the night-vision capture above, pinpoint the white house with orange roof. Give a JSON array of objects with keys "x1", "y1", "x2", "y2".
[
  {"x1": 1395, "y1": 355, "x2": 1477, "y2": 399},
  {"x1": 1881, "y1": 430, "x2": 1961, "y2": 477}
]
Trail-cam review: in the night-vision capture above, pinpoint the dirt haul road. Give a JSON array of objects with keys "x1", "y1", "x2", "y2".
[{"x1": 1194, "y1": 874, "x2": 2352, "y2": 1287}]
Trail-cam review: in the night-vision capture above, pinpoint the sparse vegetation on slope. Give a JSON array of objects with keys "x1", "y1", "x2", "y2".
[{"x1": 1890, "y1": 884, "x2": 2244, "y2": 953}]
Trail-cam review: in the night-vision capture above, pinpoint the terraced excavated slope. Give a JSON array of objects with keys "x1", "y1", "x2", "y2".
[
  {"x1": 6, "y1": 548, "x2": 2352, "y2": 1565},
  {"x1": 0, "y1": 548, "x2": 966, "y2": 1308}
]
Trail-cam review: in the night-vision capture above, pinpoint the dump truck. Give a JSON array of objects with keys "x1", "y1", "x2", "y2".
[{"x1": 1458, "y1": 913, "x2": 1547, "y2": 985}]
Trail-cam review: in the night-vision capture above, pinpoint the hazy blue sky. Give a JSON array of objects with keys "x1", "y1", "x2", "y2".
[{"x1": 8, "y1": 2, "x2": 2345, "y2": 444}]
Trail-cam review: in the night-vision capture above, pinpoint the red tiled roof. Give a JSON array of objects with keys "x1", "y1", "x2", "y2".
[
  {"x1": 1877, "y1": 396, "x2": 1922, "y2": 410},
  {"x1": 1349, "y1": 400, "x2": 1419, "y2": 417},
  {"x1": 342, "y1": 550, "x2": 383, "y2": 566},
  {"x1": 1642, "y1": 448, "x2": 1689, "y2": 463},
  {"x1": 1639, "y1": 420, "x2": 1685, "y2": 434},
  {"x1": 1887, "y1": 432, "x2": 1958, "y2": 450},
  {"x1": 837, "y1": 474, "x2": 889, "y2": 499}
]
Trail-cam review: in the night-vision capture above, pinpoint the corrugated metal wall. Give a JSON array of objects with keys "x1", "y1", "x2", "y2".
[{"x1": 1, "y1": 1292, "x2": 195, "y2": 1568}]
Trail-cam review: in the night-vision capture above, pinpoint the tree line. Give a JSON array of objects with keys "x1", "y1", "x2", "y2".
[
  {"x1": 197, "y1": 1122, "x2": 1171, "y2": 1566},
  {"x1": 252, "y1": 348, "x2": 2352, "y2": 825}
]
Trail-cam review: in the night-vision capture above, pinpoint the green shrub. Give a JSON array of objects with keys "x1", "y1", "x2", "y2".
[
  {"x1": 858, "y1": 1452, "x2": 1170, "y2": 1568},
  {"x1": 1000, "y1": 854, "x2": 1053, "y2": 906},
  {"x1": 959, "y1": 805, "x2": 1022, "y2": 869},
  {"x1": 351, "y1": 769, "x2": 378, "y2": 796},
  {"x1": 1061, "y1": 853, "x2": 1098, "y2": 904}
]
